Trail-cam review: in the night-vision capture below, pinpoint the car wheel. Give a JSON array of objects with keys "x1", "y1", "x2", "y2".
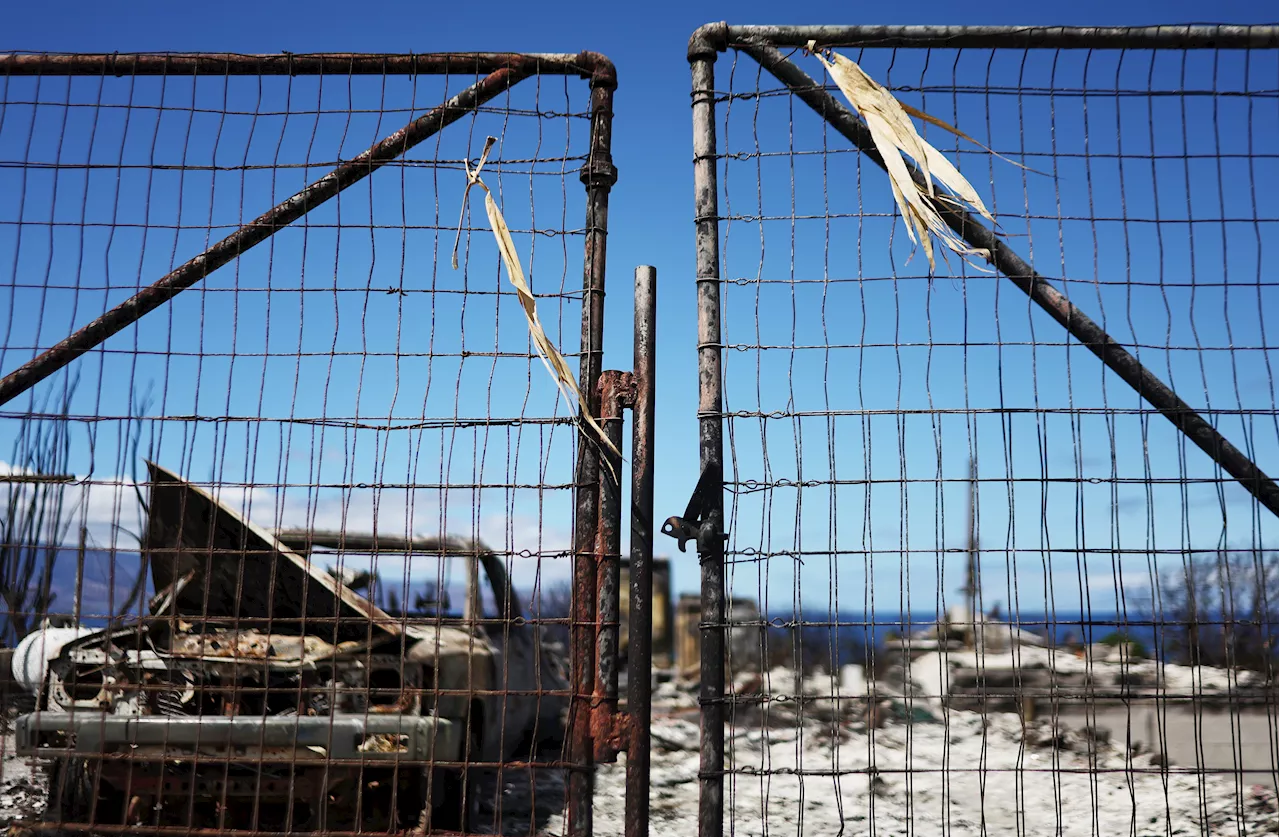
[
  {"x1": 433, "y1": 762, "x2": 481, "y2": 832},
  {"x1": 424, "y1": 762, "x2": 483, "y2": 833},
  {"x1": 44, "y1": 758, "x2": 124, "y2": 827},
  {"x1": 517, "y1": 713, "x2": 567, "y2": 759},
  {"x1": 43, "y1": 759, "x2": 90, "y2": 823},
  {"x1": 423, "y1": 713, "x2": 486, "y2": 832}
]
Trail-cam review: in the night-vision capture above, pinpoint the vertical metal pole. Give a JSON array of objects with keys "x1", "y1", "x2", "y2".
[
  {"x1": 690, "y1": 26, "x2": 727, "y2": 837},
  {"x1": 626, "y1": 265, "x2": 657, "y2": 837},
  {"x1": 568, "y1": 62, "x2": 617, "y2": 837},
  {"x1": 596, "y1": 371, "x2": 628, "y2": 758}
]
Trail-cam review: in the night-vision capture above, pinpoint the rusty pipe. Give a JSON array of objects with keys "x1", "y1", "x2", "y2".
[
  {"x1": 567, "y1": 59, "x2": 618, "y2": 837},
  {"x1": 721, "y1": 23, "x2": 1277, "y2": 50},
  {"x1": 689, "y1": 37, "x2": 728, "y2": 837},
  {"x1": 0, "y1": 51, "x2": 619, "y2": 84},
  {"x1": 593, "y1": 369, "x2": 632, "y2": 762},
  {"x1": 625, "y1": 265, "x2": 657, "y2": 837}
]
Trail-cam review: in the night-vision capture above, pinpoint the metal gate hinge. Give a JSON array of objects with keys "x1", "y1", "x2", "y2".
[
  {"x1": 589, "y1": 704, "x2": 632, "y2": 762},
  {"x1": 579, "y1": 154, "x2": 618, "y2": 189},
  {"x1": 605, "y1": 711, "x2": 632, "y2": 756},
  {"x1": 598, "y1": 370, "x2": 636, "y2": 409},
  {"x1": 661, "y1": 462, "x2": 727, "y2": 553}
]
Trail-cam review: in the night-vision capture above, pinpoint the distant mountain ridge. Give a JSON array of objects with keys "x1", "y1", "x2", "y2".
[
  {"x1": 1, "y1": 548, "x2": 146, "y2": 641},
  {"x1": 2, "y1": 548, "x2": 483, "y2": 641},
  {"x1": 5, "y1": 550, "x2": 1261, "y2": 669}
]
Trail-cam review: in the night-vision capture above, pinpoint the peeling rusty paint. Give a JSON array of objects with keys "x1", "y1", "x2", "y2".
[
  {"x1": 567, "y1": 57, "x2": 618, "y2": 837},
  {"x1": 592, "y1": 371, "x2": 631, "y2": 765},
  {"x1": 0, "y1": 51, "x2": 619, "y2": 82},
  {"x1": 625, "y1": 265, "x2": 657, "y2": 837}
]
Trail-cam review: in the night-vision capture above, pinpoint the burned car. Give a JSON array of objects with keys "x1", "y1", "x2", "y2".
[{"x1": 15, "y1": 462, "x2": 569, "y2": 832}]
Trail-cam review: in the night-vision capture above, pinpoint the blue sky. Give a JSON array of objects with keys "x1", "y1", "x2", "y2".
[{"x1": 1, "y1": 1, "x2": 1276, "y2": 620}]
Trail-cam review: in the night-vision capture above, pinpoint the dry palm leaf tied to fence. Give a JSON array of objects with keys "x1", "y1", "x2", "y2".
[
  {"x1": 452, "y1": 136, "x2": 621, "y2": 469},
  {"x1": 808, "y1": 42, "x2": 1030, "y2": 273}
]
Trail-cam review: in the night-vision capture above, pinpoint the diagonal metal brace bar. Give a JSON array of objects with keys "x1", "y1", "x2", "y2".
[
  {"x1": 0, "y1": 64, "x2": 534, "y2": 408},
  {"x1": 738, "y1": 41, "x2": 1279, "y2": 518}
]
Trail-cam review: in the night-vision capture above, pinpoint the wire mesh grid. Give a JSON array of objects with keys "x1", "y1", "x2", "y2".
[
  {"x1": 701, "y1": 35, "x2": 1278, "y2": 837},
  {"x1": 0, "y1": 54, "x2": 602, "y2": 835}
]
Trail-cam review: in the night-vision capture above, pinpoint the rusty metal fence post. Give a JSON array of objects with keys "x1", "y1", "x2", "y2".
[
  {"x1": 568, "y1": 56, "x2": 619, "y2": 837},
  {"x1": 625, "y1": 265, "x2": 657, "y2": 837},
  {"x1": 587, "y1": 265, "x2": 659, "y2": 837},
  {"x1": 686, "y1": 26, "x2": 730, "y2": 837}
]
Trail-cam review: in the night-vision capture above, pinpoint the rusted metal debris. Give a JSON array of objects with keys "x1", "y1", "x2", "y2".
[
  {"x1": 14, "y1": 463, "x2": 571, "y2": 834},
  {"x1": 144, "y1": 462, "x2": 402, "y2": 642}
]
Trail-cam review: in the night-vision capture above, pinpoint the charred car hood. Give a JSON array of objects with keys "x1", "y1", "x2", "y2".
[
  {"x1": 144, "y1": 462, "x2": 399, "y2": 643},
  {"x1": 56, "y1": 621, "x2": 475, "y2": 666}
]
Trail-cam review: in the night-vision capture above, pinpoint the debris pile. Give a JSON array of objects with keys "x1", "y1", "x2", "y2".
[
  {"x1": 2, "y1": 463, "x2": 571, "y2": 835},
  {"x1": 0, "y1": 732, "x2": 45, "y2": 826}
]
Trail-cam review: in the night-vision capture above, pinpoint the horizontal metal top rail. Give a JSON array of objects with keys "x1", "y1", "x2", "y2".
[
  {"x1": 690, "y1": 23, "x2": 1279, "y2": 55},
  {"x1": 274, "y1": 529, "x2": 492, "y2": 555},
  {"x1": 0, "y1": 50, "x2": 616, "y2": 84}
]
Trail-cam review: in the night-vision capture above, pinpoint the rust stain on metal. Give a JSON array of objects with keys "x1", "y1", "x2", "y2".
[
  {"x1": 626, "y1": 265, "x2": 657, "y2": 837},
  {"x1": 0, "y1": 50, "x2": 620, "y2": 82},
  {"x1": 567, "y1": 53, "x2": 617, "y2": 837},
  {"x1": 599, "y1": 369, "x2": 637, "y2": 410},
  {"x1": 592, "y1": 370, "x2": 631, "y2": 764},
  {"x1": 166, "y1": 630, "x2": 275, "y2": 660},
  {"x1": 589, "y1": 705, "x2": 633, "y2": 762}
]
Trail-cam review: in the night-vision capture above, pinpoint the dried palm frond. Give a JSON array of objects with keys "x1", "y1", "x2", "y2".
[
  {"x1": 452, "y1": 136, "x2": 621, "y2": 467},
  {"x1": 808, "y1": 42, "x2": 998, "y2": 273}
]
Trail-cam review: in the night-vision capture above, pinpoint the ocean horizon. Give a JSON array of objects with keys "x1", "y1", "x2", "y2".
[{"x1": 3, "y1": 549, "x2": 1272, "y2": 669}]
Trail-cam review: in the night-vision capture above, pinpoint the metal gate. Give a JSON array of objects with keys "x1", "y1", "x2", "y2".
[
  {"x1": 0, "y1": 50, "x2": 654, "y2": 837},
  {"x1": 681, "y1": 23, "x2": 1278, "y2": 837},
  {"x1": 0, "y1": 25, "x2": 1278, "y2": 837}
]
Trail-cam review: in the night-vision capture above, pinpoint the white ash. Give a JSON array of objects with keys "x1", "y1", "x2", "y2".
[
  {"x1": 1, "y1": 731, "x2": 47, "y2": 826},
  {"x1": 2, "y1": 682, "x2": 1274, "y2": 837},
  {"x1": 537, "y1": 687, "x2": 1277, "y2": 837}
]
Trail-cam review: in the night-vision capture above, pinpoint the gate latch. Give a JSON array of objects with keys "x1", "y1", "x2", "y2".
[{"x1": 661, "y1": 463, "x2": 726, "y2": 553}]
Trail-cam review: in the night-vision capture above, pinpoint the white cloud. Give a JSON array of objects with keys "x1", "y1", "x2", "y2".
[{"x1": 2, "y1": 460, "x2": 575, "y2": 606}]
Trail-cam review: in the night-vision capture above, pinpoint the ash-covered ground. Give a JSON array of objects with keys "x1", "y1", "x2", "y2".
[
  {"x1": 558, "y1": 710, "x2": 1277, "y2": 837},
  {"x1": 1, "y1": 724, "x2": 46, "y2": 827},
  {"x1": 472, "y1": 669, "x2": 1277, "y2": 836},
  {"x1": 519, "y1": 677, "x2": 1277, "y2": 837},
  {"x1": 3, "y1": 684, "x2": 1276, "y2": 836}
]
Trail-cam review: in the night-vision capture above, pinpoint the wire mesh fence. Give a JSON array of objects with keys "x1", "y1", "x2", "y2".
[
  {"x1": 0, "y1": 52, "x2": 617, "y2": 835},
  {"x1": 0, "y1": 27, "x2": 1277, "y2": 837},
  {"x1": 686, "y1": 24, "x2": 1278, "y2": 837}
]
